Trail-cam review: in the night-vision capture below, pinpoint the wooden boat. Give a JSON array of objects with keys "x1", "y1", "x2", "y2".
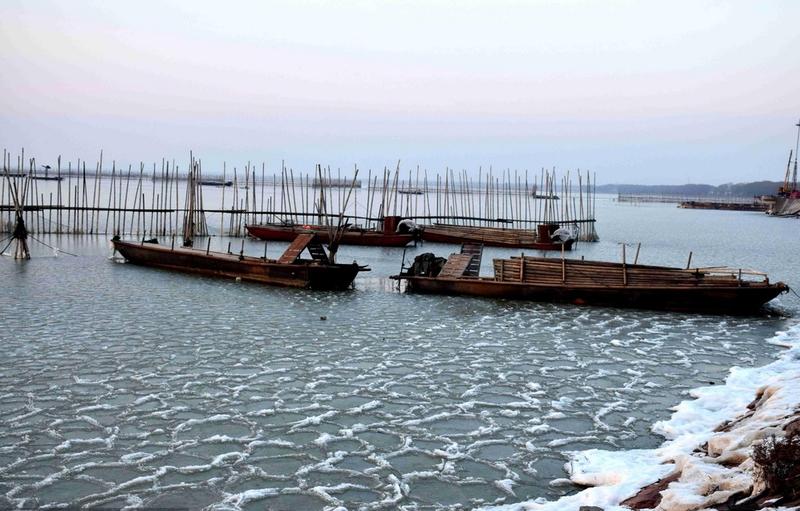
[
  {"x1": 679, "y1": 200, "x2": 768, "y2": 212},
  {"x1": 392, "y1": 244, "x2": 788, "y2": 314},
  {"x1": 112, "y1": 233, "x2": 368, "y2": 290},
  {"x1": 246, "y1": 216, "x2": 420, "y2": 247},
  {"x1": 420, "y1": 223, "x2": 574, "y2": 251}
]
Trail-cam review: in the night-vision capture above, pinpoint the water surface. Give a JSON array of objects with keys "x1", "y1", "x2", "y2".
[{"x1": 1, "y1": 199, "x2": 797, "y2": 509}]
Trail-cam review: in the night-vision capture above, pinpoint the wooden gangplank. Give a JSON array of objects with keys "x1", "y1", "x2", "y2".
[
  {"x1": 438, "y1": 253, "x2": 474, "y2": 278},
  {"x1": 277, "y1": 233, "x2": 316, "y2": 264}
]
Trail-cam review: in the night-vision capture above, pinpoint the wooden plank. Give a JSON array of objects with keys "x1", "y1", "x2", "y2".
[
  {"x1": 439, "y1": 253, "x2": 474, "y2": 278},
  {"x1": 277, "y1": 233, "x2": 315, "y2": 264},
  {"x1": 491, "y1": 255, "x2": 753, "y2": 288}
]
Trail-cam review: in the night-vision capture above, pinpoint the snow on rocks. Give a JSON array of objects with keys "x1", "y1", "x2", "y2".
[{"x1": 481, "y1": 323, "x2": 800, "y2": 511}]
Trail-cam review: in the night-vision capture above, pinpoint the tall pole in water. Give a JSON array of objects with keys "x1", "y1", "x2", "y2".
[
  {"x1": 3, "y1": 172, "x2": 30, "y2": 259},
  {"x1": 793, "y1": 119, "x2": 800, "y2": 191}
]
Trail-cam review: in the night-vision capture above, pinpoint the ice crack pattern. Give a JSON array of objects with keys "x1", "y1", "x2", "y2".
[{"x1": 0, "y1": 248, "x2": 789, "y2": 510}]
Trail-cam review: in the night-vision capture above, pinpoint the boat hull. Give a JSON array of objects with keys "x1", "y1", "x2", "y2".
[
  {"x1": 246, "y1": 224, "x2": 415, "y2": 247},
  {"x1": 768, "y1": 196, "x2": 800, "y2": 216},
  {"x1": 401, "y1": 277, "x2": 786, "y2": 314},
  {"x1": 113, "y1": 240, "x2": 361, "y2": 290}
]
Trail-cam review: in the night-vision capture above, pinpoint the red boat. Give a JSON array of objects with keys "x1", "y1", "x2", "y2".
[{"x1": 246, "y1": 216, "x2": 420, "y2": 247}]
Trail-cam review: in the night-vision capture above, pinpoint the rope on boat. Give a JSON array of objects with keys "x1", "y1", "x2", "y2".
[
  {"x1": 27, "y1": 234, "x2": 79, "y2": 257},
  {"x1": 0, "y1": 237, "x2": 14, "y2": 255}
]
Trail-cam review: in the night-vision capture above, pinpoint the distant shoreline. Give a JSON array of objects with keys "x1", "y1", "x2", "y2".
[{"x1": 596, "y1": 181, "x2": 783, "y2": 198}]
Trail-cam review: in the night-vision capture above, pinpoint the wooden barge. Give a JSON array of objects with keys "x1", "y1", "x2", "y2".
[
  {"x1": 420, "y1": 223, "x2": 575, "y2": 251},
  {"x1": 393, "y1": 245, "x2": 788, "y2": 314},
  {"x1": 678, "y1": 200, "x2": 768, "y2": 212},
  {"x1": 246, "y1": 215, "x2": 420, "y2": 247},
  {"x1": 112, "y1": 233, "x2": 367, "y2": 290}
]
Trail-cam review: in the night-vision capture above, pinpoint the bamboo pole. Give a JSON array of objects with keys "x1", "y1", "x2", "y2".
[{"x1": 622, "y1": 244, "x2": 628, "y2": 285}]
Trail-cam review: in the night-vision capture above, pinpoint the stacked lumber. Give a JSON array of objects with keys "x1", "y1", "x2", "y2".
[
  {"x1": 491, "y1": 256, "x2": 760, "y2": 288},
  {"x1": 425, "y1": 224, "x2": 538, "y2": 245}
]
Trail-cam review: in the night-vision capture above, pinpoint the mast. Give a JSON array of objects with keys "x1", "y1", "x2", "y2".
[
  {"x1": 183, "y1": 156, "x2": 197, "y2": 246},
  {"x1": 783, "y1": 150, "x2": 793, "y2": 194},
  {"x1": 792, "y1": 119, "x2": 799, "y2": 191}
]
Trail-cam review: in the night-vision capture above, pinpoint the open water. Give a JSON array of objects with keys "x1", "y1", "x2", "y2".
[{"x1": 0, "y1": 198, "x2": 798, "y2": 509}]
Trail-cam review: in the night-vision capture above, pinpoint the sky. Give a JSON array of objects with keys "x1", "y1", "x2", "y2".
[{"x1": 1, "y1": 0, "x2": 799, "y2": 184}]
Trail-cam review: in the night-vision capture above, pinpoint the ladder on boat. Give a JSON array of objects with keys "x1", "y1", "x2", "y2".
[
  {"x1": 305, "y1": 240, "x2": 330, "y2": 264},
  {"x1": 460, "y1": 243, "x2": 483, "y2": 277}
]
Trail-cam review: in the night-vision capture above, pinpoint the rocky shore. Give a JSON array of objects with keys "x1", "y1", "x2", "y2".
[{"x1": 486, "y1": 324, "x2": 800, "y2": 511}]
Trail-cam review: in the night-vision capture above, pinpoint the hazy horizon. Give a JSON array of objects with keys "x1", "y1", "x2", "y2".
[{"x1": 2, "y1": 0, "x2": 799, "y2": 186}]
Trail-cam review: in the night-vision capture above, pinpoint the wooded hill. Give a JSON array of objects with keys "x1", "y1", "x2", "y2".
[{"x1": 595, "y1": 181, "x2": 782, "y2": 197}]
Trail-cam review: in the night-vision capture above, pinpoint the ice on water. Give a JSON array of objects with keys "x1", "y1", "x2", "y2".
[{"x1": 0, "y1": 235, "x2": 796, "y2": 509}]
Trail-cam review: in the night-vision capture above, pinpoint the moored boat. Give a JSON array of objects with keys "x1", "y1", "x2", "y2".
[
  {"x1": 420, "y1": 223, "x2": 575, "y2": 251},
  {"x1": 392, "y1": 245, "x2": 788, "y2": 314},
  {"x1": 767, "y1": 119, "x2": 800, "y2": 216},
  {"x1": 112, "y1": 233, "x2": 368, "y2": 290},
  {"x1": 200, "y1": 179, "x2": 233, "y2": 187},
  {"x1": 246, "y1": 216, "x2": 420, "y2": 247}
]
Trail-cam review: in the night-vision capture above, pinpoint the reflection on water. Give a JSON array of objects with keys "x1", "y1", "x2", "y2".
[{"x1": 0, "y1": 199, "x2": 797, "y2": 509}]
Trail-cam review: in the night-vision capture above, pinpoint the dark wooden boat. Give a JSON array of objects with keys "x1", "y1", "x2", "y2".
[
  {"x1": 679, "y1": 200, "x2": 768, "y2": 212},
  {"x1": 420, "y1": 223, "x2": 574, "y2": 251},
  {"x1": 112, "y1": 233, "x2": 368, "y2": 290},
  {"x1": 200, "y1": 180, "x2": 233, "y2": 187},
  {"x1": 246, "y1": 216, "x2": 420, "y2": 247},
  {"x1": 392, "y1": 244, "x2": 788, "y2": 314}
]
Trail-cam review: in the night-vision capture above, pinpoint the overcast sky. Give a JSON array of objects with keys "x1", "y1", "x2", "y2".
[{"x1": 1, "y1": 0, "x2": 799, "y2": 184}]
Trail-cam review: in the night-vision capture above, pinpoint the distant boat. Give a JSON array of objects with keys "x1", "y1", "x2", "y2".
[
  {"x1": 32, "y1": 165, "x2": 63, "y2": 181},
  {"x1": 530, "y1": 186, "x2": 559, "y2": 199},
  {"x1": 112, "y1": 233, "x2": 368, "y2": 290},
  {"x1": 768, "y1": 119, "x2": 800, "y2": 216},
  {"x1": 392, "y1": 244, "x2": 788, "y2": 314},
  {"x1": 311, "y1": 178, "x2": 362, "y2": 188},
  {"x1": 246, "y1": 216, "x2": 421, "y2": 247},
  {"x1": 200, "y1": 180, "x2": 233, "y2": 187},
  {"x1": 398, "y1": 188, "x2": 424, "y2": 195},
  {"x1": 679, "y1": 200, "x2": 768, "y2": 212}
]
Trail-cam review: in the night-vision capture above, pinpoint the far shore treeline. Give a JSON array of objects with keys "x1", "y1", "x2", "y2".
[{"x1": 596, "y1": 181, "x2": 783, "y2": 197}]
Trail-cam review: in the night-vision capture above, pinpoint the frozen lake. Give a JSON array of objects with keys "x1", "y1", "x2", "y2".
[{"x1": 1, "y1": 198, "x2": 797, "y2": 509}]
